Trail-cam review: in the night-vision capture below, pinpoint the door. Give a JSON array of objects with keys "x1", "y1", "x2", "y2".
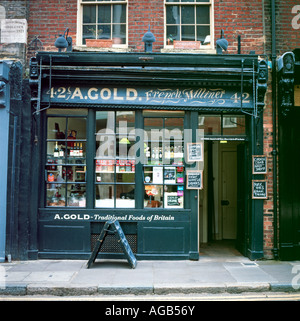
[
  {"x1": 221, "y1": 150, "x2": 237, "y2": 239},
  {"x1": 236, "y1": 143, "x2": 248, "y2": 255}
]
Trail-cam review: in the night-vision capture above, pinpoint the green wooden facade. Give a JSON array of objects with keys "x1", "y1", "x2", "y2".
[{"x1": 27, "y1": 52, "x2": 268, "y2": 260}]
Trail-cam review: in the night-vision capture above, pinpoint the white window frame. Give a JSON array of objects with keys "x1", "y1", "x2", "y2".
[
  {"x1": 164, "y1": 0, "x2": 214, "y2": 51},
  {"x1": 77, "y1": 0, "x2": 128, "y2": 48}
]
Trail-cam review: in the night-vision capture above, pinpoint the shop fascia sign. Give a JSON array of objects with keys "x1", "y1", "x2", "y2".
[
  {"x1": 43, "y1": 85, "x2": 253, "y2": 109},
  {"x1": 53, "y1": 213, "x2": 176, "y2": 222}
]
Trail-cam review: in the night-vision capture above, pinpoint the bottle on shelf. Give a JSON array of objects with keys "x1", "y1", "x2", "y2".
[
  {"x1": 59, "y1": 145, "x2": 64, "y2": 157},
  {"x1": 54, "y1": 141, "x2": 59, "y2": 157},
  {"x1": 70, "y1": 144, "x2": 74, "y2": 157},
  {"x1": 79, "y1": 143, "x2": 83, "y2": 157}
]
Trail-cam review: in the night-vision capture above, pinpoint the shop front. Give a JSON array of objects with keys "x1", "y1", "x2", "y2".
[{"x1": 29, "y1": 52, "x2": 268, "y2": 260}]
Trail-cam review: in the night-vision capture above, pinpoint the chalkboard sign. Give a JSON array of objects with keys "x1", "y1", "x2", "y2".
[
  {"x1": 186, "y1": 170, "x2": 203, "y2": 189},
  {"x1": 86, "y1": 220, "x2": 137, "y2": 269},
  {"x1": 187, "y1": 143, "x2": 203, "y2": 162},
  {"x1": 252, "y1": 180, "x2": 268, "y2": 199},
  {"x1": 253, "y1": 155, "x2": 267, "y2": 174}
]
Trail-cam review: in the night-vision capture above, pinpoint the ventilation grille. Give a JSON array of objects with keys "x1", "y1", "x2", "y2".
[{"x1": 91, "y1": 233, "x2": 137, "y2": 254}]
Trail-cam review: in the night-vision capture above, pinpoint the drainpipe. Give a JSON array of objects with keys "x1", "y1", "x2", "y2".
[{"x1": 271, "y1": 0, "x2": 279, "y2": 259}]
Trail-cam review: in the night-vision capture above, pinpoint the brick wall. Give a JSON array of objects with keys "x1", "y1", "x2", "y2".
[
  {"x1": 214, "y1": 0, "x2": 265, "y2": 55},
  {"x1": 276, "y1": 0, "x2": 300, "y2": 55},
  {"x1": 128, "y1": 0, "x2": 164, "y2": 52},
  {"x1": 27, "y1": 0, "x2": 269, "y2": 55},
  {"x1": 28, "y1": 0, "x2": 77, "y2": 54}
]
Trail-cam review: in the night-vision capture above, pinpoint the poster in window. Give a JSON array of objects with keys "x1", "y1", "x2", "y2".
[{"x1": 187, "y1": 143, "x2": 203, "y2": 162}]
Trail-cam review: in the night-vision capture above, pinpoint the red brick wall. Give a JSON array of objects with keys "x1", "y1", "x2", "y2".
[
  {"x1": 128, "y1": 0, "x2": 164, "y2": 52},
  {"x1": 28, "y1": 0, "x2": 78, "y2": 54},
  {"x1": 276, "y1": 0, "x2": 300, "y2": 54},
  {"x1": 214, "y1": 0, "x2": 265, "y2": 55},
  {"x1": 27, "y1": 0, "x2": 269, "y2": 55},
  {"x1": 27, "y1": 1, "x2": 299, "y2": 56}
]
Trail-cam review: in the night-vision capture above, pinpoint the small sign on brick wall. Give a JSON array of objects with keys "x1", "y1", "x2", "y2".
[{"x1": 0, "y1": 19, "x2": 27, "y2": 44}]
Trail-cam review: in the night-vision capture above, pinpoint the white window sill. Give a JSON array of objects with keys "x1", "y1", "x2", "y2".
[
  {"x1": 73, "y1": 45, "x2": 132, "y2": 53},
  {"x1": 161, "y1": 47, "x2": 216, "y2": 54}
]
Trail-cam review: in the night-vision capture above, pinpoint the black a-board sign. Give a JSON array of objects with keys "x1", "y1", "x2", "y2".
[
  {"x1": 252, "y1": 155, "x2": 267, "y2": 174},
  {"x1": 252, "y1": 180, "x2": 268, "y2": 199},
  {"x1": 86, "y1": 220, "x2": 137, "y2": 269}
]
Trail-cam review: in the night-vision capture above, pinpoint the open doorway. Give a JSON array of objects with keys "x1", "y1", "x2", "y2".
[{"x1": 199, "y1": 141, "x2": 246, "y2": 256}]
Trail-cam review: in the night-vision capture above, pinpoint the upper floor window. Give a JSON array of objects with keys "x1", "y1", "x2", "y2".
[
  {"x1": 165, "y1": 0, "x2": 212, "y2": 48},
  {"x1": 79, "y1": 0, "x2": 127, "y2": 46}
]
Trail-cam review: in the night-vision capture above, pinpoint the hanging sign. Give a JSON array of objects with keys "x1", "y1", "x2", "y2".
[
  {"x1": 187, "y1": 143, "x2": 204, "y2": 162},
  {"x1": 186, "y1": 170, "x2": 203, "y2": 189},
  {"x1": 252, "y1": 180, "x2": 268, "y2": 199},
  {"x1": 252, "y1": 155, "x2": 267, "y2": 174}
]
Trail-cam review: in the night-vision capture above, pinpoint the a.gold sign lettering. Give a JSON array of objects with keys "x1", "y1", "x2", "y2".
[{"x1": 46, "y1": 86, "x2": 252, "y2": 107}]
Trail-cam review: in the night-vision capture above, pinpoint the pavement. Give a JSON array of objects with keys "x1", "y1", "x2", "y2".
[{"x1": 1, "y1": 247, "x2": 300, "y2": 297}]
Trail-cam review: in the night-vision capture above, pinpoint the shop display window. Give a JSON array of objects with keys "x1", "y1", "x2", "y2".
[
  {"x1": 95, "y1": 111, "x2": 135, "y2": 208},
  {"x1": 143, "y1": 112, "x2": 185, "y2": 209},
  {"x1": 45, "y1": 109, "x2": 87, "y2": 207}
]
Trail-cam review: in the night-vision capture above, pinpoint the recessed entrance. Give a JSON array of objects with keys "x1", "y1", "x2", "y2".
[{"x1": 199, "y1": 141, "x2": 245, "y2": 256}]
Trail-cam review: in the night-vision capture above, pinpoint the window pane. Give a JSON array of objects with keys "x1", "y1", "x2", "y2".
[
  {"x1": 83, "y1": 5, "x2": 96, "y2": 23},
  {"x1": 68, "y1": 184, "x2": 86, "y2": 207},
  {"x1": 83, "y1": 25, "x2": 96, "y2": 43},
  {"x1": 165, "y1": 118, "x2": 184, "y2": 140},
  {"x1": 98, "y1": 5, "x2": 111, "y2": 23},
  {"x1": 181, "y1": 6, "x2": 194, "y2": 24},
  {"x1": 166, "y1": 25, "x2": 179, "y2": 44},
  {"x1": 113, "y1": 4, "x2": 126, "y2": 23},
  {"x1": 67, "y1": 118, "x2": 86, "y2": 140},
  {"x1": 196, "y1": 25, "x2": 210, "y2": 43},
  {"x1": 196, "y1": 5, "x2": 210, "y2": 24},
  {"x1": 96, "y1": 135, "x2": 115, "y2": 158},
  {"x1": 181, "y1": 25, "x2": 195, "y2": 41},
  {"x1": 144, "y1": 185, "x2": 163, "y2": 208},
  {"x1": 144, "y1": 118, "x2": 163, "y2": 141},
  {"x1": 116, "y1": 111, "x2": 135, "y2": 131},
  {"x1": 116, "y1": 184, "x2": 135, "y2": 208},
  {"x1": 164, "y1": 185, "x2": 184, "y2": 209},
  {"x1": 95, "y1": 185, "x2": 114, "y2": 208},
  {"x1": 47, "y1": 117, "x2": 66, "y2": 140},
  {"x1": 96, "y1": 160, "x2": 114, "y2": 182},
  {"x1": 199, "y1": 115, "x2": 221, "y2": 135},
  {"x1": 47, "y1": 185, "x2": 66, "y2": 207},
  {"x1": 98, "y1": 24, "x2": 111, "y2": 39},
  {"x1": 166, "y1": 5, "x2": 180, "y2": 24},
  {"x1": 112, "y1": 24, "x2": 126, "y2": 44},
  {"x1": 96, "y1": 111, "x2": 115, "y2": 133},
  {"x1": 223, "y1": 115, "x2": 246, "y2": 136}
]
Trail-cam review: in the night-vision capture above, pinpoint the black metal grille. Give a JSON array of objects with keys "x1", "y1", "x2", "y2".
[{"x1": 91, "y1": 233, "x2": 137, "y2": 253}]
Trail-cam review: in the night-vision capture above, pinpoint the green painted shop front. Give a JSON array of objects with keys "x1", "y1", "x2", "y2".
[{"x1": 29, "y1": 52, "x2": 268, "y2": 260}]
